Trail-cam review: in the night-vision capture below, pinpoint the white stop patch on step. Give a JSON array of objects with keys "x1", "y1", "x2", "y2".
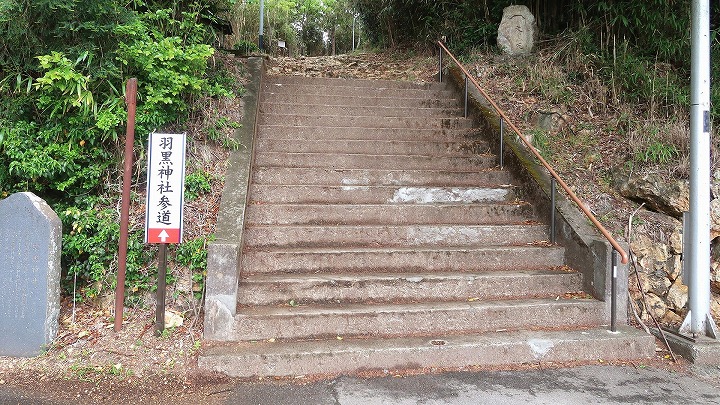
[
  {"x1": 389, "y1": 187, "x2": 509, "y2": 204},
  {"x1": 528, "y1": 339, "x2": 555, "y2": 359}
]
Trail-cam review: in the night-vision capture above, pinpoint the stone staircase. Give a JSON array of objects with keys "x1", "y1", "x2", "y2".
[{"x1": 200, "y1": 74, "x2": 654, "y2": 377}]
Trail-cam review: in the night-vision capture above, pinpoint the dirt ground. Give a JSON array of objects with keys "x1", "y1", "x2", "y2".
[{"x1": 0, "y1": 50, "x2": 711, "y2": 403}]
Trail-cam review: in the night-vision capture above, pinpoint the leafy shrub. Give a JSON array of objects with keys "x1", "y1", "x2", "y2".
[
  {"x1": 234, "y1": 39, "x2": 260, "y2": 54},
  {"x1": 0, "y1": 2, "x2": 235, "y2": 304},
  {"x1": 60, "y1": 203, "x2": 152, "y2": 300},
  {"x1": 185, "y1": 170, "x2": 213, "y2": 200},
  {"x1": 175, "y1": 235, "x2": 214, "y2": 299}
]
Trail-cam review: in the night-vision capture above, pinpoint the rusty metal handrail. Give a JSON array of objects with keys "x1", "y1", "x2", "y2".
[{"x1": 437, "y1": 41, "x2": 628, "y2": 265}]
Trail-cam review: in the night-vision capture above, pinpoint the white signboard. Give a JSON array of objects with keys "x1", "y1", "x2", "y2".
[{"x1": 144, "y1": 132, "x2": 187, "y2": 244}]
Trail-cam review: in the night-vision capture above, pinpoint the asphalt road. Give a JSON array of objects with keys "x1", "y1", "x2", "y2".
[
  {"x1": 2, "y1": 365, "x2": 720, "y2": 404},
  {"x1": 228, "y1": 365, "x2": 720, "y2": 405}
]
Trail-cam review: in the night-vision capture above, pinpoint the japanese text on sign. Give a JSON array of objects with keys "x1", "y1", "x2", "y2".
[{"x1": 145, "y1": 132, "x2": 187, "y2": 244}]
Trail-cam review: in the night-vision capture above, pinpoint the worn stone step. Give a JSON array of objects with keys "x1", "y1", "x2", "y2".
[
  {"x1": 252, "y1": 168, "x2": 512, "y2": 187},
  {"x1": 229, "y1": 299, "x2": 604, "y2": 341},
  {"x1": 261, "y1": 93, "x2": 461, "y2": 108},
  {"x1": 199, "y1": 327, "x2": 655, "y2": 378},
  {"x1": 262, "y1": 83, "x2": 456, "y2": 99},
  {"x1": 257, "y1": 126, "x2": 480, "y2": 141},
  {"x1": 241, "y1": 246, "x2": 565, "y2": 275},
  {"x1": 255, "y1": 138, "x2": 490, "y2": 156},
  {"x1": 237, "y1": 270, "x2": 583, "y2": 307},
  {"x1": 244, "y1": 224, "x2": 549, "y2": 248},
  {"x1": 259, "y1": 114, "x2": 473, "y2": 129},
  {"x1": 244, "y1": 203, "x2": 535, "y2": 226},
  {"x1": 260, "y1": 102, "x2": 462, "y2": 118},
  {"x1": 265, "y1": 75, "x2": 449, "y2": 90},
  {"x1": 249, "y1": 185, "x2": 517, "y2": 205},
  {"x1": 253, "y1": 152, "x2": 496, "y2": 171}
]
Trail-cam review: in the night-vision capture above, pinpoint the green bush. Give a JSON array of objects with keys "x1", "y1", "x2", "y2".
[
  {"x1": 175, "y1": 235, "x2": 214, "y2": 299},
  {"x1": 234, "y1": 39, "x2": 260, "y2": 54},
  {"x1": 185, "y1": 170, "x2": 213, "y2": 200},
  {"x1": 0, "y1": 1, "x2": 235, "y2": 303}
]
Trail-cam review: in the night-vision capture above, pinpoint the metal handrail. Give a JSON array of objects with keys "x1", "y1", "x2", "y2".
[{"x1": 437, "y1": 41, "x2": 629, "y2": 266}]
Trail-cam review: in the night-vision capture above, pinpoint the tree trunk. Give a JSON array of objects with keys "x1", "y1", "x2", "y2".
[{"x1": 331, "y1": 26, "x2": 336, "y2": 56}]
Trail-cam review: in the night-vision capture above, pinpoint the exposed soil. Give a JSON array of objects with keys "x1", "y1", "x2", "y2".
[{"x1": 0, "y1": 50, "x2": 711, "y2": 402}]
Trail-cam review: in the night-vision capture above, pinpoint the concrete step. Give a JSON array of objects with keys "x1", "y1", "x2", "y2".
[
  {"x1": 266, "y1": 75, "x2": 449, "y2": 90},
  {"x1": 245, "y1": 203, "x2": 535, "y2": 226},
  {"x1": 229, "y1": 298, "x2": 604, "y2": 341},
  {"x1": 241, "y1": 246, "x2": 565, "y2": 275},
  {"x1": 249, "y1": 185, "x2": 517, "y2": 204},
  {"x1": 252, "y1": 168, "x2": 512, "y2": 187},
  {"x1": 263, "y1": 83, "x2": 456, "y2": 99},
  {"x1": 237, "y1": 270, "x2": 583, "y2": 306},
  {"x1": 257, "y1": 126, "x2": 481, "y2": 141},
  {"x1": 260, "y1": 102, "x2": 463, "y2": 118},
  {"x1": 199, "y1": 327, "x2": 655, "y2": 378},
  {"x1": 261, "y1": 93, "x2": 461, "y2": 108},
  {"x1": 255, "y1": 138, "x2": 490, "y2": 156},
  {"x1": 258, "y1": 114, "x2": 473, "y2": 129},
  {"x1": 244, "y1": 224, "x2": 550, "y2": 248},
  {"x1": 253, "y1": 152, "x2": 497, "y2": 171}
]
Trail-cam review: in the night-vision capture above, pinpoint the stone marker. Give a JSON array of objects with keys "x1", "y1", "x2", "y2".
[
  {"x1": 497, "y1": 5, "x2": 537, "y2": 56},
  {"x1": 0, "y1": 192, "x2": 61, "y2": 357}
]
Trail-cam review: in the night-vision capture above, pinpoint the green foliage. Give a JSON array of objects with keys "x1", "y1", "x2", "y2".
[
  {"x1": 60, "y1": 203, "x2": 152, "y2": 300},
  {"x1": 353, "y1": 0, "x2": 513, "y2": 52},
  {"x1": 175, "y1": 235, "x2": 214, "y2": 299},
  {"x1": 184, "y1": 170, "x2": 213, "y2": 200},
  {"x1": 115, "y1": 12, "x2": 222, "y2": 134},
  {"x1": 234, "y1": 39, "x2": 260, "y2": 54},
  {"x1": 640, "y1": 141, "x2": 678, "y2": 165},
  {"x1": 33, "y1": 52, "x2": 95, "y2": 118},
  {"x1": 0, "y1": 0, "x2": 235, "y2": 303}
]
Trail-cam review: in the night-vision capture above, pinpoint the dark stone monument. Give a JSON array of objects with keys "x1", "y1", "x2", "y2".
[{"x1": 0, "y1": 192, "x2": 61, "y2": 356}]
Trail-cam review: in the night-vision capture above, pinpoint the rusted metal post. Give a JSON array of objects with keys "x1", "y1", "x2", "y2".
[
  {"x1": 156, "y1": 243, "x2": 168, "y2": 335},
  {"x1": 114, "y1": 78, "x2": 137, "y2": 332}
]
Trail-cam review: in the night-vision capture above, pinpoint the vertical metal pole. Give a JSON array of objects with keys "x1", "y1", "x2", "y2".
[
  {"x1": 259, "y1": 0, "x2": 265, "y2": 51},
  {"x1": 114, "y1": 78, "x2": 137, "y2": 333},
  {"x1": 464, "y1": 75, "x2": 469, "y2": 118},
  {"x1": 611, "y1": 249, "x2": 618, "y2": 332},
  {"x1": 156, "y1": 243, "x2": 168, "y2": 336},
  {"x1": 438, "y1": 47, "x2": 443, "y2": 82},
  {"x1": 550, "y1": 178, "x2": 556, "y2": 244},
  {"x1": 685, "y1": 0, "x2": 713, "y2": 337},
  {"x1": 499, "y1": 118, "x2": 505, "y2": 169}
]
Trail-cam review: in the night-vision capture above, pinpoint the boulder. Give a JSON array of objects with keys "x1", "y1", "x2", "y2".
[
  {"x1": 644, "y1": 292, "x2": 668, "y2": 320},
  {"x1": 619, "y1": 173, "x2": 689, "y2": 218},
  {"x1": 666, "y1": 278, "x2": 688, "y2": 310},
  {"x1": 631, "y1": 233, "x2": 669, "y2": 270},
  {"x1": 497, "y1": 5, "x2": 536, "y2": 56},
  {"x1": 711, "y1": 198, "x2": 720, "y2": 239}
]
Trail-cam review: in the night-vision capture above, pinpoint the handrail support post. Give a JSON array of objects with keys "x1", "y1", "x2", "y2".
[
  {"x1": 550, "y1": 178, "x2": 556, "y2": 244},
  {"x1": 499, "y1": 118, "x2": 505, "y2": 169},
  {"x1": 611, "y1": 249, "x2": 618, "y2": 332},
  {"x1": 464, "y1": 75, "x2": 469, "y2": 118},
  {"x1": 438, "y1": 48, "x2": 443, "y2": 82}
]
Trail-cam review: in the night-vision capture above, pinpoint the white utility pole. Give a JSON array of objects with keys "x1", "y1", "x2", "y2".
[
  {"x1": 259, "y1": 0, "x2": 265, "y2": 51},
  {"x1": 681, "y1": 0, "x2": 718, "y2": 338}
]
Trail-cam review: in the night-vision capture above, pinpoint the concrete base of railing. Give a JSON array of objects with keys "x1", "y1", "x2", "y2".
[{"x1": 204, "y1": 57, "x2": 264, "y2": 341}]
